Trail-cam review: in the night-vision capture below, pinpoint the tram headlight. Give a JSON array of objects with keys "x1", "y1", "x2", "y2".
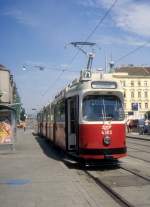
[{"x1": 103, "y1": 136, "x2": 111, "y2": 146}]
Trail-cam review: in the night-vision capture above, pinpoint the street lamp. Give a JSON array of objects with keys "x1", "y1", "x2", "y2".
[
  {"x1": 32, "y1": 108, "x2": 37, "y2": 111},
  {"x1": 22, "y1": 65, "x2": 26, "y2": 71},
  {"x1": 22, "y1": 64, "x2": 45, "y2": 71},
  {"x1": 21, "y1": 64, "x2": 77, "y2": 73}
]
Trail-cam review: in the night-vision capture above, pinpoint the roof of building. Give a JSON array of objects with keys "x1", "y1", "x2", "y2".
[
  {"x1": 0, "y1": 104, "x2": 16, "y2": 111},
  {"x1": 0, "y1": 64, "x2": 9, "y2": 72},
  {"x1": 115, "y1": 66, "x2": 150, "y2": 76}
]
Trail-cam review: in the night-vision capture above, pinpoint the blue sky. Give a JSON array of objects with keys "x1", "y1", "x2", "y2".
[{"x1": 1, "y1": 0, "x2": 150, "y2": 113}]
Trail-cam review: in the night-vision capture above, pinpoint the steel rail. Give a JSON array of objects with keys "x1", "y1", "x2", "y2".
[
  {"x1": 63, "y1": 156, "x2": 150, "y2": 206},
  {"x1": 120, "y1": 166, "x2": 150, "y2": 182},
  {"x1": 127, "y1": 146, "x2": 150, "y2": 154},
  {"x1": 127, "y1": 140, "x2": 150, "y2": 148},
  {"x1": 128, "y1": 154, "x2": 150, "y2": 164},
  {"x1": 127, "y1": 136, "x2": 150, "y2": 142},
  {"x1": 85, "y1": 171, "x2": 136, "y2": 207}
]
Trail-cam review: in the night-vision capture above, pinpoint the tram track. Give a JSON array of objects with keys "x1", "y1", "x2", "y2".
[
  {"x1": 127, "y1": 136, "x2": 150, "y2": 163},
  {"x1": 127, "y1": 146, "x2": 150, "y2": 154},
  {"x1": 127, "y1": 141, "x2": 150, "y2": 148},
  {"x1": 63, "y1": 158, "x2": 134, "y2": 207},
  {"x1": 120, "y1": 166, "x2": 150, "y2": 182},
  {"x1": 127, "y1": 136, "x2": 150, "y2": 142},
  {"x1": 64, "y1": 156, "x2": 150, "y2": 207},
  {"x1": 128, "y1": 154, "x2": 150, "y2": 163},
  {"x1": 83, "y1": 163, "x2": 150, "y2": 207},
  {"x1": 84, "y1": 170, "x2": 135, "y2": 207}
]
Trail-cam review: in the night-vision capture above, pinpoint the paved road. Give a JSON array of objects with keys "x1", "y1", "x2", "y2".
[{"x1": 0, "y1": 129, "x2": 120, "y2": 207}]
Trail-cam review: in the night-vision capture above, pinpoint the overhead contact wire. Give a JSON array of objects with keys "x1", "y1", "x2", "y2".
[
  {"x1": 115, "y1": 41, "x2": 150, "y2": 64},
  {"x1": 69, "y1": 0, "x2": 119, "y2": 65},
  {"x1": 42, "y1": 0, "x2": 119, "y2": 98}
]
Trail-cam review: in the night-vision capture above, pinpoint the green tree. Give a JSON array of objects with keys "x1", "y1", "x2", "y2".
[
  {"x1": 20, "y1": 108, "x2": 26, "y2": 121},
  {"x1": 12, "y1": 90, "x2": 22, "y2": 122},
  {"x1": 144, "y1": 111, "x2": 150, "y2": 120}
]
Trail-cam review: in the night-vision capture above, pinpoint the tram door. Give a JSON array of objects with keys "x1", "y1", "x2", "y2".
[{"x1": 67, "y1": 97, "x2": 78, "y2": 151}]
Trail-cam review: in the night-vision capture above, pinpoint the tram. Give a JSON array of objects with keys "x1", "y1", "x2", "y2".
[{"x1": 37, "y1": 70, "x2": 127, "y2": 160}]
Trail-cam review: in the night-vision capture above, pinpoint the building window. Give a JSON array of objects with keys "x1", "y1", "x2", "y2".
[
  {"x1": 139, "y1": 103, "x2": 141, "y2": 109},
  {"x1": 145, "y1": 91, "x2": 148, "y2": 98},
  {"x1": 145, "y1": 103, "x2": 148, "y2": 109},
  {"x1": 121, "y1": 81, "x2": 126, "y2": 87},
  {"x1": 124, "y1": 91, "x2": 126, "y2": 98},
  {"x1": 144, "y1": 81, "x2": 147, "y2": 86},
  {"x1": 131, "y1": 81, "x2": 134, "y2": 87},
  {"x1": 131, "y1": 91, "x2": 134, "y2": 98},
  {"x1": 124, "y1": 103, "x2": 126, "y2": 109},
  {"x1": 138, "y1": 91, "x2": 141, "y2": 98},
  {"x1": 138, "y1": 81, "x2": 141, "y2": 87}
]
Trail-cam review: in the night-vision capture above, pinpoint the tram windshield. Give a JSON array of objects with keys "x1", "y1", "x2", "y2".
[{"x1": 83, "y1": 95, "x2": 124, "y2": 121}]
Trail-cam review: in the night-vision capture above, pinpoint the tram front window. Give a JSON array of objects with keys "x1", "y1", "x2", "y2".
[{"x1": 83, "y1": 95, "x2": 124, "y2": 121}]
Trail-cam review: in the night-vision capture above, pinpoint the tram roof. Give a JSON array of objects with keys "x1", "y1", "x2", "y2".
[{"x1": 54, "y1": 70, "x2": 123, "y2": 101}]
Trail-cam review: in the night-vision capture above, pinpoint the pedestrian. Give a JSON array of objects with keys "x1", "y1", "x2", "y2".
[
  {"x1": 23, "y1": 121, "x2": 26, "y2": 132},
  {"x1": 126, "y1": 119, "x2": 131, "y2": 133},
  {"x1": 138, "y1": 118, "x2": 144, "y2": 135},
  {"x1": 144, "y1": 119, "x2": 149, "y2": 134}
]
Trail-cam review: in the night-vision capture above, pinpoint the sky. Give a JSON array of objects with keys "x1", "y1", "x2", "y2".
[{"x1": 1, "y1": 0, "x2": 150, "y2": 113}]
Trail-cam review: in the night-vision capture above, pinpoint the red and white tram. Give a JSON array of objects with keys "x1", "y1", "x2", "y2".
[{"x1": 37, "y1": 70, "x2": 127, "y2": 160}]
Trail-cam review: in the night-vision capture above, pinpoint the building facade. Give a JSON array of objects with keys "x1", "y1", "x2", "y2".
[
  {"x1": 0, "y1": 64, "x2": 21, "y2": 121},
  {"x1": 112, "y1": 66, "x2": 150, "y2": 119}
]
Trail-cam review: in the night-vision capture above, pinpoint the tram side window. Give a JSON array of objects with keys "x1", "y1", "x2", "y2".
[
  {"x1": 70, "y1": 100, "x2": 75, "y2": 133},
  {"x1": 55, "y1": 101, "x2": 65, "y2": 122},
  {"x1": 43, "y1": 111, "x2": 47, "y2": 122},
  {"x1": 50, "y1": 105, "x2": 54, "y2": 122},
  {"x1": 83, "y1": 95, "x2": 124, "y2": 121},
  {"x1": 55, "y1": 105, "x2": 60, "y2": 122}
]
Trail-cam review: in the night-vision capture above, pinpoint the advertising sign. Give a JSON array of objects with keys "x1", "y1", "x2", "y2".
[
  {"x1": 0, "y1": 111, "x2": 12, "y2": 144},
  {"x1": 132, "y1": 103, "x2": 138, "y2": 111}
]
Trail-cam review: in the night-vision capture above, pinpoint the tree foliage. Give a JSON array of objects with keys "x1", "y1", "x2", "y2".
[
  {"x1": 144, "y1": 111, "x2": 150, "y2": 119},
  {"x1": 20, "y1": 108, "x2": 26, "y2": 121}
]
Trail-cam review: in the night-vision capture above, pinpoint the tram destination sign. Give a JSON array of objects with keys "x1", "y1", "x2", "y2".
[{"x1": 91, "y1": 81, "x2": 117, "y2": 89}]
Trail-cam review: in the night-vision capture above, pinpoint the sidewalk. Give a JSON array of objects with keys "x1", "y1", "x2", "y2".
[
  {"x1": 0, "y1": 128, "x2": 120, "y2": 207},
  {"x1": 127, "y1": 132, "x2": 150, "y2": 141}
]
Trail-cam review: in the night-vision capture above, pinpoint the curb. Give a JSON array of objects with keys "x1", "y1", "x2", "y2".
[{"x1": 127, "y1": 135, "x2": 150, "y2": 141}]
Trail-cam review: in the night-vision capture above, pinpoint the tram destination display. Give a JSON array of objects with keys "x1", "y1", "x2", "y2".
[{"x1": 91, "y1": 81, "x2": 117, "y2": 89}]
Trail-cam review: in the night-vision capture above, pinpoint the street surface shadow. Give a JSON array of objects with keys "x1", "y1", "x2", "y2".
[
  {"x1": 34, "y1": 135, "x2": 120, "y2": 171},
  {"x1": 63, "y1": 156, "x2": 121, "y2": 171},
  {"x1": 34, "y1": 135, "x2": 66, "y2": 161}
]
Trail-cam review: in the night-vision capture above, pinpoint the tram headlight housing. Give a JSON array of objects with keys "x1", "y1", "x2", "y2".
[{"x1": 103, "y1": 136, "x2": 111, "y2": 146}]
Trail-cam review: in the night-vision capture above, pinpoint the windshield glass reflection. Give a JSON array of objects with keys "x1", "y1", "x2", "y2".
[{"x1": 83, "y1": 95, "x2": 124, "y2": 121}]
